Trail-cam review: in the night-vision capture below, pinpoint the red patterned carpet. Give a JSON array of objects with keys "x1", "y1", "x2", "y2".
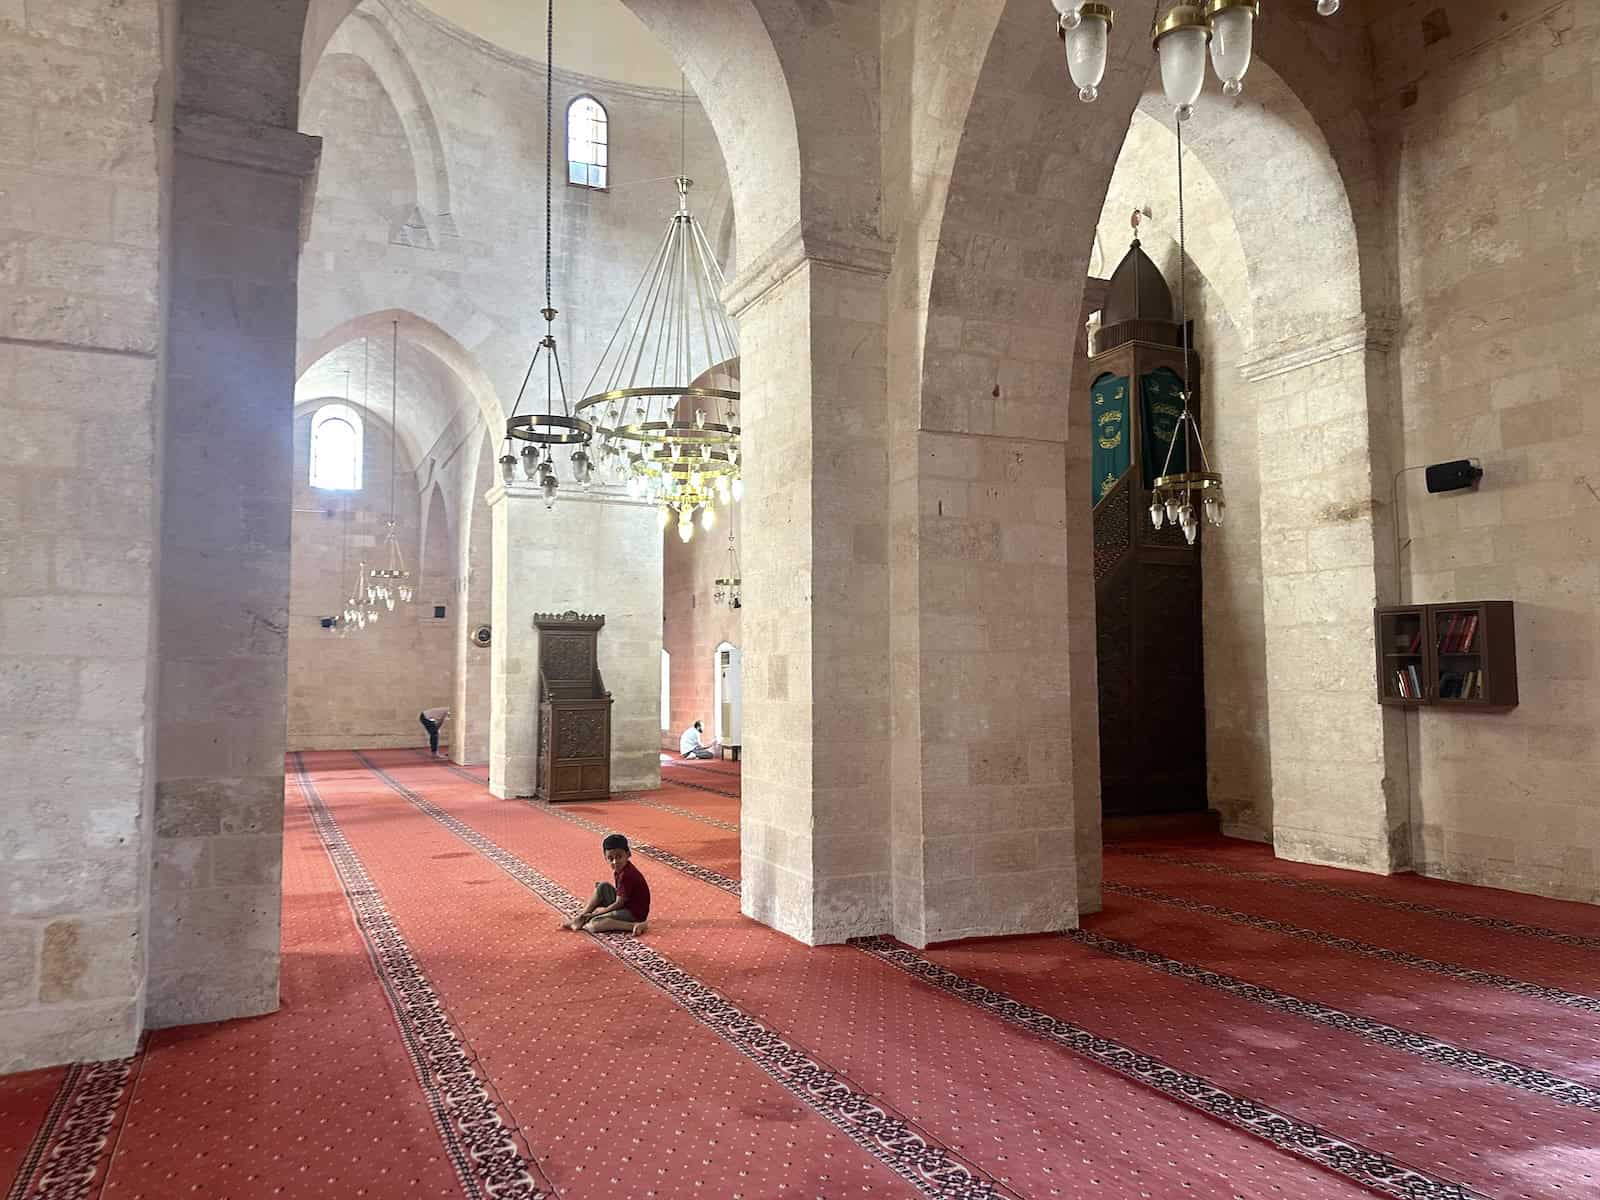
[{"x1": 4, "y1": 752, "x2": 1598, "y2": 1199}]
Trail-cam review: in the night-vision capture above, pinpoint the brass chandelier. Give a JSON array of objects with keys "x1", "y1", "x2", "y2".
[
  {"x1": 713, "y1": 531, "x2": 741, "y2": 609},
  {"x1": 499, "y1": 0, "x2": 594, "y2": 508},
  {"x1": 1148, "y1": 104, "x2": 1223, "y2": 542},
  {"x1": 576, "y1": 87, "x2": 741, "y2": 545},
  {"x1": 345, "y1": 326, "x2": 414, "y2": 631},
  {"x1": 1055, "y1": 2, "x2": 1339, "y2": 116}
]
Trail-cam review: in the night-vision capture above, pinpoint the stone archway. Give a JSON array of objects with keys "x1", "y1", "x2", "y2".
[{"x1": 894, "y1": 1, "x2": 1403, "y2": 931}]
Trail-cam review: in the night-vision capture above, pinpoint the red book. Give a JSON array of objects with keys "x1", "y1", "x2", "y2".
[{"x1": 1462, "y1": 613, "x2": 1478, "y2": 653}]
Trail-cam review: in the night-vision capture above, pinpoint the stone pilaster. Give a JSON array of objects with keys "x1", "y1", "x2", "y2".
[
  {"x1": 726, "y1": 229, "x2": 895, "y2": 945},
  {"x1": 1241, "y1": 320, "x2": 1410, "y2": 874},
  {"x1": 149, "y1": 107, "x2": 322, "y2": 1028},
  {"x1": 487, "y1": 485, "x2": 662, "y2": 800}
]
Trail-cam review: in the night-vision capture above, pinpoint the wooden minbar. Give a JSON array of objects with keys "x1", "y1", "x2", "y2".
[
  {"x1": 1086, "y1": 235, "x2": 1208, "y2": 817},
  {"x1": 534, "y1": 611, "x2": 613, "y2": 802}
]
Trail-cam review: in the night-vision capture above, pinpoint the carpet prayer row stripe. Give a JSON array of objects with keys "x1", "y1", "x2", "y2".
[
  {"x1": 527, "y1": 766, "x2": 1600, "y2": 1118},
  {"x1": 1068, "y1": 929, "x2": 1600, "y2": 1113},
  {"x1": 1112, "y1": 848, "x2": 1600, "y2": 950},
  {"x1": 5, "y1": 1056, "x2": 138, "y2": 1200},
  {"x1": 372, "y1": 755, "x2": 1486, "y2": 1200},
  {"x1": 354, "y1": 752, "x2": 1015, "y2": 1200},
  {"x1": 1109, "y1": 882, "x2": 1600, "y2": 1014},
  {"x1": 529, "y1": 798, "x2": 743, "y2": 894},
  {"x1": 497, "y1": 762, "x2": 1600, "y2": 1191},
  {"x1": 424, "y1": 753, "x2": 743, "y2": 833},
  {"x1": 290, "y1": 754, "x2": 553, "y2": 1200}
]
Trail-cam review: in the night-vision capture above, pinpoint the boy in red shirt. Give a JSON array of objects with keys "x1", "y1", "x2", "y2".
[{"x1": 562, "y1": 833, "x2": 651, "y2": 934}]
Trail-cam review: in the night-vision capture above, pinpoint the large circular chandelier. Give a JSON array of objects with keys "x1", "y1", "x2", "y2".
[
  {"x1": 576, "y1": 158, "x2": 741, "y2": 543},
  {"x1": 1054, "y1": 2, "x2": 1340, "y2": 116}
]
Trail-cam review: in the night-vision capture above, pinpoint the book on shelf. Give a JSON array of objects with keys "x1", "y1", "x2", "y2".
[
  {"x1": 1438, "y1": 611, "x2": 1480, "y2": 654},
  {"x1": 1437, "y1": 668, "x2": 1484, "y2": 700},
  {"x1": 1392, "y1": 663, "x2": 1424, "y2": 699}
]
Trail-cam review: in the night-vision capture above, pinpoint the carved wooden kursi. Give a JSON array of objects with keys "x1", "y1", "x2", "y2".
[
  {"x1": 533, "y1": 611, "x2": 612, "y2": 802},
  {"x1": 1088, "y1": 239, "x2": 1208, "y2": 817}
]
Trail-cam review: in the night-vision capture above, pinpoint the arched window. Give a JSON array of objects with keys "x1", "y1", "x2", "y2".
[
  {"x1": 567, "y1": 96, "x2": 608, "y2": 190},
  {"x1": 309, "y1": 403, "x2": 363, "y2": 490}
]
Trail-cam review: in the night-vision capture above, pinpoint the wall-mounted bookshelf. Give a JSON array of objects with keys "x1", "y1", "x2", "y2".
[{"x1": 1374, "y1": 601, "x2": 1517, "y2": 710}]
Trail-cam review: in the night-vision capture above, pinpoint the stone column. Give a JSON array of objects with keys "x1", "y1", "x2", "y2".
[
  {"x1": 726, "y1": 233, "x2": 895, "y2": 946},
  {"x1": 150, "y1": 108, "x2": 321, "y2": 1028},
  {"x1": 452, "y1": 447, "x2": 494, "y2": 766},
  {"x1": 488, "y1": 485, "x2": 663, "y2": 799},
  {"x1": 0, "y1": 0, "x2": 167, "y2": 1073},
  {"x1": 1242, "y1": 322, "x2": 1410, "y2": 873}
]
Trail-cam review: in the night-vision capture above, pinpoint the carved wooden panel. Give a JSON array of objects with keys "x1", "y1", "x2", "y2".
[
  {"x1": 559, "y1": 708, "x2": 608, "y2": 758},
  {"x1": 542, "y1": 634, "x2": 594, "y2": 684},
  {"x1": 1094, "y1": 482, "x2": 1132, "y2": 581}
]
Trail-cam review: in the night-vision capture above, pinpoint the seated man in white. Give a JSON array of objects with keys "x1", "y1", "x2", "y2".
[{"x1": 679, "y1": 720, "x2": 720, "y2": 760}]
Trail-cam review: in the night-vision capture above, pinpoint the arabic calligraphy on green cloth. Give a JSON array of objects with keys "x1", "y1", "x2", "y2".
[
  {"x1": 1141, "y1": 367, "x2": 1188, "y2": 488},
  {"x1": 1090, "y1": 372, "x2": 1129, "y2": 505}
]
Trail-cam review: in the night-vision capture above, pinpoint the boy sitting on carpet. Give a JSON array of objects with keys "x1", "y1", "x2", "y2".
[{"x1": 562, "y1": 833, "x2": 651, "y2": 935}]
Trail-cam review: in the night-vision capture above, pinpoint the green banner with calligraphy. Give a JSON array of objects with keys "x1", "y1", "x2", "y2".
[
  {"x1": 1140, "y1": 367, "x2": 1188, "y2": 487},
  {"x1": 1090, "y1": 372, "x2": 1130, "y2": 505}
]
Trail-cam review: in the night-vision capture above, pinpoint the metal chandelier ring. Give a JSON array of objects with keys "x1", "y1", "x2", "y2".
[
  {"x1": 505, "y1": 413, "x2": 594, "y2": 445},
  {"x1": 576, "y1": 385, "x2": 740, "y2": 411},
  {"x1": 600, "y1": 420, "x2": 741, "y2": 446},
  {"x1": 1152, "y1": 470, "x2": 1224, "y2": 491}
]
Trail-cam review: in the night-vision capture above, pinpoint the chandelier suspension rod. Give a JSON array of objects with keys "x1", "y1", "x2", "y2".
[{"x1": 688, "y1": 218, "x2": 735, "y2": 352}]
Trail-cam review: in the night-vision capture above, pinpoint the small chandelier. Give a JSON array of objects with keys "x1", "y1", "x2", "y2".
[
  {"x1": 577, "y1": 81, "x2": 741, "y2": 535},
  {"x1": 713, "y1": 532, "x2": 742, "y2": 609},
  {"x1": 499, "y1": 0, "x2": 594, "y2": 508},
  {"x1": 1055, "y1": 2, "x2": 1339, "y2": 116},
  {"x1": 377, "y1": 320, "x2": 414, "y2": 604},
  {"x1": 1148, "y1": 103, "x2": 1223, "y2": 543}
]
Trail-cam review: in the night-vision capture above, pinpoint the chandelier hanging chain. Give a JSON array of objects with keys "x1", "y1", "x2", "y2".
[
  {"x1": 389, "y1": 319, "x2": 398, "y2": 520},
  {"x1": 545, "y1": 0, "x2": 553, "y2": 317}
]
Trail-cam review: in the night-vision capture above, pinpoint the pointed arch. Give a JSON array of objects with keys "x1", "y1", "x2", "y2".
[{"x1": 313, "y1": 2, "x2": 458, "y2": 245}]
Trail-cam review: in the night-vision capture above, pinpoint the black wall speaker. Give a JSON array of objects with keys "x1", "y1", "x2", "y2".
[{"x1": 1424, "y1": 459, "x2": 1483, "y2": 494}]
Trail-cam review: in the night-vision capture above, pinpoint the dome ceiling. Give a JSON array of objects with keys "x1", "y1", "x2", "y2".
[{"x1": 419, "y1": 0, "x2": 683, "y2": 90}]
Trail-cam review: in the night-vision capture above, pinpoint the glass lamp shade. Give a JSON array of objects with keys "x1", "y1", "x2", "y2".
[
  {"x1": 657, "y1": 506, "x2": 671, "y2": 530},
  {"x1": 1063, "y1": 6, "x2": 1111, "y2": 103},
  {"x1": 1179, "y1": 502, "x2": 1198, "y2": 544},
  {"x1": 731, "y1": 478, "x2": 744, "y2": 502},
  {"x1": 716, "y1": 476, "x2": 732, "y2": 502},
  {"x1": 1207, "y1": 2, "x2": 1256, "y2": 97},
  {"x1": 1204, "y1": 491, "x2": 1226, "y2": 526},
  {"x1": 1164, "y1": 496, "x2": 1182, "y2": 523},
  {"x1": 1155, "y1": 8, "x2": 1211, "y2": 118},
  {"x1": 539, "y1": 472, "x2": 559, "y2": 509},
  {"x1": 385, "y1": 596, "x2": 396, "y2": 612},
  {"x1": 571, "y1": 449, "x2": 592, "y2": 489},
  {"x1": 1052, "y1": 0, "x2": 1084, "y2": 20},
  {"x1": 677, "y1": 514, "x2": 694, "y2": 543},
  {"x1": 499, "y1": 453, "x2": 517, "y2": 485},
  {"x1": 1316, "y1": 0, "x2": 1339, "y2": 14},
  {"x1": 519, "y1": 444, "x2": 540, "y2": 481},
  {"x1": 1149, "y1": 496, "x2": 1166, "y2": 530},
  {"x1": 701, "y1": 504, "x2": 717, "y2": 532}
]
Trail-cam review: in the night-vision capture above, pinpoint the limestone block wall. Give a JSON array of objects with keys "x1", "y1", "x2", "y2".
[
  {"x1": 0, "y1": 0, "x2": 168, "y2": 1074},
  {"x1": 1375, "y1": 0, "x2": 1600, "y2": 903},
  {"x1": 662, "y1": 503, "x2": 743, "y2": 746},
  {"x1": 286, "y1": 405, "x2": 453, "y2": 750},
  {"x1": 489, "y1": 489, "x2": 663, "y2": 799},
  {"x1": 296, "y1": 0, "x2": 732, "y2": 435}
]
